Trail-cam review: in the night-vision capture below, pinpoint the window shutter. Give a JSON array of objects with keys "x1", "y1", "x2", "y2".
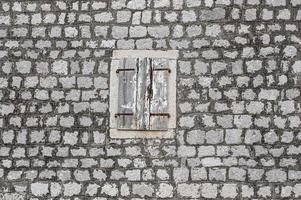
[
  {"x1": 149, "y1": 58, "x2": 169, "y2": 130},
  {"x1": 111, "y1": 50, "x2": 178, "y2": 138},
  {"x1": 116, "y1": 57, "x2": 170, "y2": 131},
  {"x1": 117, "y1": 58, "x2": 137, "y2": 129}
]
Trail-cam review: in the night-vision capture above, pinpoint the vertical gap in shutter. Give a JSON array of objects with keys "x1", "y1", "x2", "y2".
[
  {"x1": 150, "y1": 58, "x2": 169, "y2": 130},
  {"x1": 136, "y1": 58, "x2": 151, "y2": 130},
  {"x1": 117, "y1": 58, "x2": 137, "y2": 129}
]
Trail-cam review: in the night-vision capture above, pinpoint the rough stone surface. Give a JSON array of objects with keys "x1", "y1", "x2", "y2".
[{"x1": 0, "y1": 1, "x2": 300, "y2": 199}]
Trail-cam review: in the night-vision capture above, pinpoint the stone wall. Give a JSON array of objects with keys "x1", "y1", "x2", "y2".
[{"x1": 1, "y1": 0, "x2": 301, "y2": 199}]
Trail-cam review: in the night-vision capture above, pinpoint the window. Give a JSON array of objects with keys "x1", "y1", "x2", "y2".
[{"x1": 110, "y1": 50, "x2": 178, "y2": 138}]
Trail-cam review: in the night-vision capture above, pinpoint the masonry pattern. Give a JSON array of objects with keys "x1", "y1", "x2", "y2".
[{"x1": 1, "y1": 0, "x2": 301, "y2": 199}]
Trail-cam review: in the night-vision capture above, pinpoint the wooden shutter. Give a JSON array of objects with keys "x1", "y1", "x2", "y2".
[
  {"x1": 149, "y1": 58, "x2": 169, "y2": 130},
  {"x1": 117, "y1": 58, "x2": 137, "y2": 129},
  {"x1": 116, "y1": 58, "x2": 170, "y2": 131},
  {"x1": 136, "y1": 58, "x2": 152, "y2": 130}
]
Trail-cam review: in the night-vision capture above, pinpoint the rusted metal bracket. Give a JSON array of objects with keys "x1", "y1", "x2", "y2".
[
  {"x1": 115, "y1": 113, "x2": 133, "y2": 118},
  {"x1": 153, "y1": 68, "x2": 171, "y2": 73},
  {"x1": 116, "y1": 68, "x2": 135, "y2": 73},
  {"x1": 150, "y1": 113, "x2": 170, "y2": 118}
]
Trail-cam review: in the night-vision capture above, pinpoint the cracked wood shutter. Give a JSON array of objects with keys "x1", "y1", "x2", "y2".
[
  {"x1": 117, "y1": 57, "x2": 170, "y2": 131},
  {"x1": 150, "y1": 58, "x2": 169, "y2": 130},
  {"x1": 136, "y1": 58, "x2": 151, "y2": 130},
  {"x1": 117, "y1": 58, "x2": 137, "y2": 129}
]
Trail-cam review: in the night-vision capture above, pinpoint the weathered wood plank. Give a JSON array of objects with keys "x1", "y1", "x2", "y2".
[
  {"x1": 136, "y1": 58, "x2": 151, "y2": 130},
  {"x1": 150, "y1": 58, "x2": 169, "y2": 130},
  {"x1": 117, "y1": 58, "x2": 137, "y2": 129}
]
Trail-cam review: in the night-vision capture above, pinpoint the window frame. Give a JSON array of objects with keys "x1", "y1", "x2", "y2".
[{"x1": 109, "y1": 50, "x2": 178, "y2": 138}]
